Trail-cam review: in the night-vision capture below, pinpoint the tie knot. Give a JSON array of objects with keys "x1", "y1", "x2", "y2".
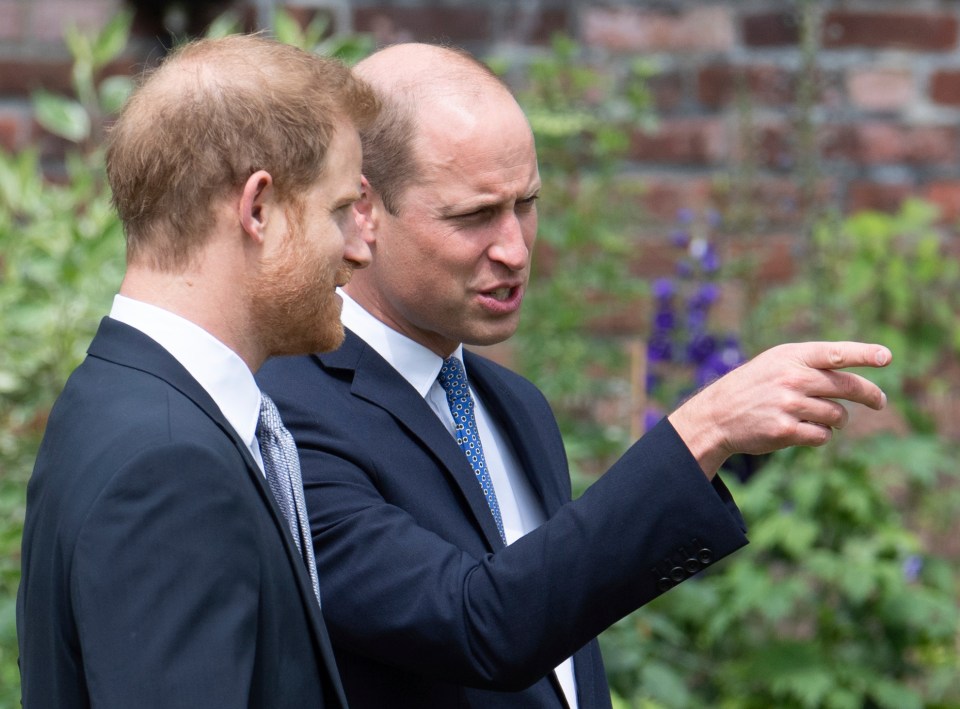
[
  {"x1": 438, "y1": 356, "x2": 468, "y2": 394},
  {"x1": 258, "y1": 392, "x2": 283, "y2": 439}
]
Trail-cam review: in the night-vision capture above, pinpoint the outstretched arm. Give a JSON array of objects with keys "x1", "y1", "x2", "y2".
[{"x1": 669, "y1": 341, "x2": 892, "y2": 478}]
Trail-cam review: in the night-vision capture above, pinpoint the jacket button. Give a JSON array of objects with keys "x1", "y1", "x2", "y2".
[
  {"x1": 684, "y1": 558, "x2": 702, "y2": 573},
  {"x1": 698, "y1": 548, "x2": 714, "y2": 565},
  {"x1": 669, "y1": 566, "x2": 686, "y2": 582},
  {"x1": 657, "y1": 577, "x2": 674, "y2": 592}
]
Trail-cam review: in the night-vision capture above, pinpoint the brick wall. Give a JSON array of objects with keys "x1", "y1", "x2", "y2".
[{"x1": 5, "y1": 1, "x2": 960, "y2": 248}]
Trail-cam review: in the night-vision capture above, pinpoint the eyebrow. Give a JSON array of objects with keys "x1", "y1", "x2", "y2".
[{"x1": 438, "y1": 188, "x2": 542, "y2": 219}]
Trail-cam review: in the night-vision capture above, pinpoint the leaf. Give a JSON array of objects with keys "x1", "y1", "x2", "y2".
[
  {"x1": 98, "y1": 75, "x2": 133, "y2": 115},
  {"x1": 32, "y1": 90, "x2": 90, "y2": 143},
  {"x1": 273, "y1": 9, "x2": 305, "y2": 49},
  {"x1": 91, "y1": 10, "x2": 133, "y2": 67},
  {"x1": 205, "y1": 11, "x2": 241, "y2": 39}
]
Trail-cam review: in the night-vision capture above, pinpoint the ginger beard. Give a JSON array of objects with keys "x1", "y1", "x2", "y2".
[{"x1": 252, "y1": 205, "x2": 349, "y2": 358}]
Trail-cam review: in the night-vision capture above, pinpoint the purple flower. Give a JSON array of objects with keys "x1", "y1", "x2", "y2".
[
  {"x1": 648, "y1": 334, "x2": 673, "y2": 363},
  {"x1": 643, "y1": 407, "x2": 663, "y2": 432},
  {"x1": 689, "y1": 283, "x2": 720, "y2": 310},
  {"x1": 670, "y1": 229, "x2": 691, "y2": 248},
  {"x1": 686, "y1": 308, "x2": 707, "y2": 333},
  {"x1": 700, "y1": 244, "x2": 720, "y2": 273},
  {"x1": 676, "y1": 207, "x2": 695, "y2": 225},
  {"x1": 652, "y1": 277, "x2": 675, "y2": 301},
  {"x1": 654, "y1": 309, "x2": 675, "y2": 331},
  {"x1": 903, "y1": 555, "x2": 923, "y2": 582},
  {"x1": 687, "y1": 333, "x2": 716, "y2": 364}
]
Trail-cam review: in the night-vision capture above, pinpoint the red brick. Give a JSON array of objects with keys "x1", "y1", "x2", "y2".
[
  {"x1": 822, "y1": 11, "x2": 958, "y2": 51},
  {"x1": 712, "y1": 176, "x2": 837, "y2": 228},
  {"x1": 583, "y1": 5, "x2": 734, "y2": 53},
  {"x1": 628, "y1": 175, "x2": 715, "y2": 224},
  {"x1": 0, "y1": 106, "x2": 31, "y2": 151},
  {"x1": 847, "y1": 181, "x2": 914, "y2": 214},
  {"x1": 27, "y1": 0, "x2": 121, "y2": 43},
  {"x1": 697, "y1": 63, "x2": 794, "y2": 109},
  {"x1": 628, "y1": 118, "x2": 727, "y2": 166},
  {"x1": 646, "y1": 70, "x2": 685, "y2": 114},
  {"x1": 503, "y1": 7, "x2": 569, "y2": 45},
  {"x1": 0, "y1": 0, "x2": 25, "y2": 41},
  {"x1": 742, "y1": 11, "x2": 800, "y2": 47},
  {"x1": 0, "y1": 59, "x2": 73, "y2": 95},
  {"x1": 821, "y1": 122, "x2": 958, "y2": 166},
  {"x1": 353, "y1": 7, "x2": 491, "y2": 45},
  {"x1": 930, "y1": 69, "x2": 960, "y2": 106},
  {"x1": 923, "y1": 181, "x2": 960, "y2": 222},
  {"x1": 727, "y1": 233, "x2": 799, "y2": 283},
  {"x1": 847, "y1": 68, "x2": 916, "y2": 112}
]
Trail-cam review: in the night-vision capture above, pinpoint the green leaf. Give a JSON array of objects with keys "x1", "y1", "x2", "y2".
[
  {"x1": 205, "y1": 11, "x2": 241, "y2": 39},
  {"x1": 98, "y1": 75, "x2": 133, "y2": 115},
  {"x1": 273, "y1": 9, "x2": 305, "y2": 49},
  {"x1": 32, "y1": 90, "x2": 90, "y2": 143},
  {"x1": 91, "y1": 10, "x2": 133, "y2": 67}
]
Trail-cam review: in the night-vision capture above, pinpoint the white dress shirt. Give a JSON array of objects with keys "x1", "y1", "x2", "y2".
[
  {"x1": 109, "y1": 294, "x2": 266, "y2": 473},
  {"x1": 340, "y1": 290, "x2": 579, "y2": 708}
]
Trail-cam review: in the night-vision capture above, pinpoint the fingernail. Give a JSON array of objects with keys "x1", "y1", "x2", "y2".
[
  {"x1": 880, "y1": 391, "x2": 887, "y2": 409},
  {"x1": 876, "y1": 349, "x2": 889, "y2": 366}
]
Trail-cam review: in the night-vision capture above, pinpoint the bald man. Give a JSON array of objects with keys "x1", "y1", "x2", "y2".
[
  {"x1": 258, "y1": 43, "x2": 890, "y2": 708},
  {"x1": 17, "y1": 35, "x2": 377, "y2": 708}
]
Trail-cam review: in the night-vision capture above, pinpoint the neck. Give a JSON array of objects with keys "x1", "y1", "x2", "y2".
[{"x1": 120, "y1": 263, "x2": 265, "y2": 372}]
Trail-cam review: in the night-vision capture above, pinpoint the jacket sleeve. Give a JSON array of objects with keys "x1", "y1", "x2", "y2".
[
  {"x1": 71, "y1": 443, "x2": 262, "y2": 708},
  {"x1": 263, "y1": 358, "x2": 749, "y2": 692}
]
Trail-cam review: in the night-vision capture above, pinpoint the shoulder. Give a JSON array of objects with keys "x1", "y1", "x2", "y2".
[{"x1": 464, "y1": 350, "x2": 551, "y2": 406}]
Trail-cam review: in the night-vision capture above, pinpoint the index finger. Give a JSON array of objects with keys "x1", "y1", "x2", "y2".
[{"x1": 797, "y1": 341, "x2": 892, "y2": 370}]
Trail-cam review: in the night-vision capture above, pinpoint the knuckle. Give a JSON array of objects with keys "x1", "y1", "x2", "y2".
[{"x1": 828, "y1": 346, "x2": 845, "y2": 367}]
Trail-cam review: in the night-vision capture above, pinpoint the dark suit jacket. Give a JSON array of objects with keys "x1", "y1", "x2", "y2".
[
  {"x1": 257, "y1": 329, "x2": 749, "y2": 708},
  {"x1": 17, "y1": 317, "x2": 347, "y2": 709}
]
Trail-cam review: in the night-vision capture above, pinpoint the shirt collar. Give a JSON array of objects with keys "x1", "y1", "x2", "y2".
[
  {"x1": 109, "y1": 294, "x2": 262, "y2": 452},
  {"x1": 339, "y1": 288, "x2": 464, "y2": 396}
]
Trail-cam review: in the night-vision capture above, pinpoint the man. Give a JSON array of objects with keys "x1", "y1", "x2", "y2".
[
  {"x1": 17, "y1": 35, "x2": 377, "y2": 708},
  {"x1": 257, "y1": 43, "x2": 891, "y2": 708}
]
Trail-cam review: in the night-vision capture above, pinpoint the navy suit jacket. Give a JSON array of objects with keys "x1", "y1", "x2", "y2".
[
  {"x1": 17, "y1": 318, "x2": 347, "y2": 708},
  {"x1": 258, "y1": 329, "x2": 748, "y2": 708}
]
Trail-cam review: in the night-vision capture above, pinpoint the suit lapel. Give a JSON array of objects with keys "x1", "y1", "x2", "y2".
[
  {"x1": 88, "y1": 318, "x2": 347, "y2": 705},
  {"x1": 465, "y1": 353, "x2": 570, "y2": 516},
  {"x1": 320, "y1": 331, "x2": 507, "y2": 549}
]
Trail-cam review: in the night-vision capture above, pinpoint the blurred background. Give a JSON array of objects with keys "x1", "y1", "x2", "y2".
[{"x1": 1, "y1": 1, "x2": 959, "y2": 706}]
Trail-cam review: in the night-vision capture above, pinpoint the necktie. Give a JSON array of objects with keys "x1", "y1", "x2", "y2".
[
  {"x1": 257, "y1": 393, "x2": 322, "y2": 607},
  {"x1": 438, "y1": 356, "x2": 506, "y2": 545}
]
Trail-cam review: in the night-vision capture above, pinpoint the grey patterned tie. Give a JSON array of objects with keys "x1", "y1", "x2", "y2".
[
  {"x1": 257, "y1": 393, "x2": 322, "y2": 607},
  {"x1": 438, "y1": 356, "x2": 507, "y2": 545}
]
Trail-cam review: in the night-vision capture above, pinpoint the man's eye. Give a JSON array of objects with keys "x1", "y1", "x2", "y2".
[{"x1": 456, "y1": 207, "x2": 494, "y2": 222}]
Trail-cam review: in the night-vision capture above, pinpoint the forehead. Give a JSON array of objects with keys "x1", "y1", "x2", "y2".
[
  {"x1": 410, "y1": 94, "x2": 540, "y2": 203},
  {"x1": 316, "y1": 123, "x2": 363, "y2": 193}
]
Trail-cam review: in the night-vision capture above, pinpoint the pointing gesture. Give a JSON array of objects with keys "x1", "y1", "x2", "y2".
[{"x1": 668, "y1": 342, "x2": 892, "y2": 478}]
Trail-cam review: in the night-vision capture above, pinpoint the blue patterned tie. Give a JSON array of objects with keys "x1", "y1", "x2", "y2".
[
  {"x1": 257, "y1": 393, "x2": 322, "y2": 607},
  {"x1": 438, "y1": 356, "x2": 506, "y2": 545}
]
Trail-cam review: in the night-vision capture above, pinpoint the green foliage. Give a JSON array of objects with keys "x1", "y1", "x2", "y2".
[
  {"x1": 498, "y1": 31, "x2": 960, "y2": 709},
  {"x1": 0, "y1": 16, "x2": 380, "y2": 705},
  {"x1": 501, "y1": 35, "x2": 655, "y2": 474},
  {"x1": 749, "y1": 200, "x2": 960, "y2": 431},
  {"x1": 204, "y1": 9, "x2": 374, "y2": 64},
  {"x1": 33, "y1": 11, "x2": 134, "y2": 147},
  {"x1": 603, "y1": 441, "x2": 960, "y2": 708}
]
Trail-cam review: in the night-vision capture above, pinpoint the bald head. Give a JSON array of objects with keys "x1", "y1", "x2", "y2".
[
  {"x1": 354, "y1": 43, "x2": 524, "y2": 215},
  {"x1": 107, "y1": 34, "x2": 378, "y2": 271}
]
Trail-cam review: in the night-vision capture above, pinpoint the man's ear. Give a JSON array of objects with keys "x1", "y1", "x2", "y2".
[
  {"x1": 353, "y1": 175, "x2": 381, "y2": 246},
  {"x1": 239, "y1": 170, "x2": 274, "y2": 244}
]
